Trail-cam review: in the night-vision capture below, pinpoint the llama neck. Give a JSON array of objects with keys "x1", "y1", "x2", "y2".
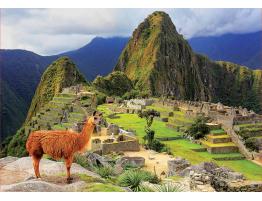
[{"x1": 77, "y1": 121, "x2": 95, "y2": 150}]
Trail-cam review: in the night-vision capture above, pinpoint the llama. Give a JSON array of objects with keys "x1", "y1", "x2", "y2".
[{"x1": 26, "y1": 111, "x2": 102, "y2": 183}]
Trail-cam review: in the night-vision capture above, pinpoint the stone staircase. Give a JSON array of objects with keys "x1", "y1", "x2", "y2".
[{"x1": 201, "y1": 126, "x2": 239, "y2": 154}]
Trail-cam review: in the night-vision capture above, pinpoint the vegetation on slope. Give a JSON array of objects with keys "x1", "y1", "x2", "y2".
[
  {"x1": 93, "y1": 71, "x2": 133, "y2": 97},
  {"x1": 114, "y1": 11, "x2": 262, "y2": 113},
  {"x1": 25, "y1": 56, "x2": 87, "y2": 123},
  {"x1": 5, "y1": 57, "x2": 88, "y2": 157}
]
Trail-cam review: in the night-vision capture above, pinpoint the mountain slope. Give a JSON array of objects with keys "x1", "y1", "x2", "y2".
[
  {"x1": 189, "y1": 31, "x2": 262, "y2": 69},
  {"x1": 0, "y1": 80, "x2": 27, "y2": 141},
  {"x1": 5, "y1": 57, "x2": 87, "y2": 156},
  {"x1": 25, "y1": 57, "x2": 87, "y2": 122},
  {"x1": 0, "y1": 50, "x2": 56, "y2": 139},
  {"x1": 0, "y1": 37, "x2": 127, "y2": 139},
  {"x1": 114, "y1": 11, "x2": 262, "y2": 113}
]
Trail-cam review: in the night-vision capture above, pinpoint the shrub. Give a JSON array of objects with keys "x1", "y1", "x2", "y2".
[
  {"x1": 118, "y1": 170, "x2": 159, "y2": 192},
  {"x1": 96, "y1": 92, "x2": 106, "y2": 105},
  {"x1": 122, "y1": 89, "x2": 139, "y2": 100},
  {"x1": 140, "y1": 182, "x2": 184, "y2": 192},
  {"x1": 244, "y1": 138, "x2": 260, "y2": 152},
  {"x1": 73, "y1": 153, "x2": 89, "y2": 168},
  {"x1": 7, "y1": 128, "x2": 28, "y2": 157},
  {"x1": 93, "y1": 71, "x2": 133, "y2": 97},
  {"x1": 94, "y1": 165, "x2": 115, "y2": 179},
  {"x1": 185, "y1": 117, "x2": 210, "y2": 139},
  {"x1": 149, "y1": 139, "x2": 165, "y2": 152}
]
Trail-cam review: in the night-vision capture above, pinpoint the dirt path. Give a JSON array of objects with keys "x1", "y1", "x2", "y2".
[{"x1": 124, "y1": 148, "x2": 174, "y2": 177}]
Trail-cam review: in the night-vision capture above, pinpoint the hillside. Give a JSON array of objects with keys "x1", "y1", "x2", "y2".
[
  {"x1": 0, "y1": 50, "x2": 56, "y2": 139},
  {"x1": 0, "y1": 37, "x2": 127, "y2": 139},
  {"x1": 114, "y1": 11, "x2": 262, "y2": 113},
  {"x1": 25, "y1": 57, "x2": 87, "y2": 122},
  {"x1": 189, "y1": 31, "x2": 262, "y2": 69},
  {"x1": 4, "y1": 57, "x2": 90, "y2": 156}
]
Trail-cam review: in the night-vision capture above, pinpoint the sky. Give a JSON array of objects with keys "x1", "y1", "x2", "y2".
[{"x1": 1, "y1": 8, "x2": 262, "y2": 55}]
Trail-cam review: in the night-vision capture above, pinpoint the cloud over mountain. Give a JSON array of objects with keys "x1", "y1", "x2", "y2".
[{"x1": 2, "y1": 8, "x2": 261, "y2": 55}]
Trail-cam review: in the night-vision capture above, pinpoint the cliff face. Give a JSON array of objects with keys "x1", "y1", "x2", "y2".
[
  {"x1": 25, "y1": 57, "x2": 87, "y2": 123},
  {"x1": 114, "y1": 11, "x2": 262, "y2": 113}
]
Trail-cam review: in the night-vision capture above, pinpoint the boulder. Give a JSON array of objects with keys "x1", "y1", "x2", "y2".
[
  {"x1": 0, "y1": 179, "x2": 87, "y2": 192},
  {"x1": 85, "y1": 152, "x2": 110, "y2": 168},
  {"x1": 0, "y1": 180, "x2": 65, "y2": 192},
  {"x1": 2, "y1": 157, "x2": 100, "y2": 178},
  {"x1": 107, "y1": 124, "x2": 120, "y2": 135},
  {"x1": 0, "y1": 156, "x2": 19, "y2": 168},
  {"x1": 180, "y1": 162, "x2": 219, "y2": 177},
  {"x1": 116, "y1": 156, "x2": 145, "y2": 168},
  {"x1": 168, "y1": 157, "x2": 191, "y2": 176}
]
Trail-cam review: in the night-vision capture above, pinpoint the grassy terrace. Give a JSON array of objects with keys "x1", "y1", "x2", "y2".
[{"x1": 98, "y1": 103, "x2": 262, "y2": 181}]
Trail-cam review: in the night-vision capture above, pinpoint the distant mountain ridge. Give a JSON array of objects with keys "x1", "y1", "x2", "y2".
[{"x1": 188, "y1": 31, "x2": 262, "y2": 69}]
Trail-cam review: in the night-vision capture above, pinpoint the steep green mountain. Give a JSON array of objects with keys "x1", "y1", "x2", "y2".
[
  {"x1": 5, "y1": 57, "x2": 88, "y2": 156},
  {"x1": 25, "y1": 57, "x2": 87, "y2": 123},
  {"x1": 114, "y1": 11, "x2": 262, "y2": 113}
]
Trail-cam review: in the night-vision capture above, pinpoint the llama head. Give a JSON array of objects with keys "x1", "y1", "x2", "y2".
[{"x1": 88, "y1": 111, "x2": 103, "y2": 125}]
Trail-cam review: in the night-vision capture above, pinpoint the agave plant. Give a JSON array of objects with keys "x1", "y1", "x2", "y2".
[
  {"x1": 140, "y1": 182, "x2": 185, "y2": 192},
  {"x1": 117, "y1": 170, "x2": 158, "y2": 192},
  {"x1": 94, "y1": 165, "x2": 115, "y2": 179}
]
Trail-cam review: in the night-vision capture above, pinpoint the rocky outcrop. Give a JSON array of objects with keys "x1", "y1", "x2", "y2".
[
  {"x1": 85, "y1": 152, "x2": 111, "y2": 168},
  {"x1": 0, "y1": 157, "x2": 101, "y2": 192},
  {"x1": 167, "y1": 157, "x2": 191, "y2": 176},
  {"x1": 2, "y1": 157, "x2": 99, "y2": 178},
  {"x1": 0, "y1": 156, "x2": 18, "y2": 168},
  {"x1": 166, "y1": 158, "x2": 261, "y2": 192}
]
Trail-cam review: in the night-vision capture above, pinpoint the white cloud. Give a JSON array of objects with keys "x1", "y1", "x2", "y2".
[{"x1": 2, "y1": 8, "x2": 261, "y2": 55}]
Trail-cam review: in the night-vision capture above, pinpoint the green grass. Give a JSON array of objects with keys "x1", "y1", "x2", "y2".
[
  {"x1": 78, "y1": 174, "x2": 125, "y2": 192},
  {"x1": 97, "y1": 104, "x2": 262, "y2": 181},
  {"x1": 164, "y1": 139, "x2": 262, "y2": 181},
  {"x1": 201, "y1": 141, "x2": 237, "y2": 147},
  {"x1": 101, "y1": 112, "x2": 182, "y2": 140},
  {"x1": 83, "y1": 183, "x2": 125, "y2": 192}
]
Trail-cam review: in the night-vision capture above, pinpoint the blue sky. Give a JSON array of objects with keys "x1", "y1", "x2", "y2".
[{"x1": 2, "y1": 8, "x2": 262, "y2": 55}]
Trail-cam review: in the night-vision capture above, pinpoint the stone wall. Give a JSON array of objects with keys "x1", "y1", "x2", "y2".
[
  {"x1": 101, "y1": 139, "x2": 140, "y2": 155},
  {"x1": 222, "y1": 125, "x2": 254, "y2": 159}
]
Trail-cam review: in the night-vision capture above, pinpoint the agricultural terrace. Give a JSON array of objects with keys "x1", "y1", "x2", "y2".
[{"x1": 97, "y1": 103, "x2": 262, "y2": 181}]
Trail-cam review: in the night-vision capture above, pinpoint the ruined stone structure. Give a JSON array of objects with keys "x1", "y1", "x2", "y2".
[
  {"x1": 90, "y1": 124, "x2": 140, "y2": 155},
  {"x1": 161, "y1": 99, "x2": 262, "y2": 159},
  {"x1": 125, "y1": 99, "x2": 154, "y2": 110}
]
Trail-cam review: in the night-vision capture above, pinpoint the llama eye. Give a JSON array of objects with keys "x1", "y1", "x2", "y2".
[{"x1": 94, "y1": 117, "x2": 97, "y2": 120}]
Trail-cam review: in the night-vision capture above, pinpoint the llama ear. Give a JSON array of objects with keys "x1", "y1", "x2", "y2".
[{"x1": 92, "y1": 111, "x2": 97, "y2": 116}]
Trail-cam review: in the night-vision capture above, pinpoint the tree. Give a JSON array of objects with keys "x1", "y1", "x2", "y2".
[
  {"x1": 138, "y1": 109, "x2": 161, "y2": 149},
  {"x1": 185, "y1": 116, "x2": 210, "y2": 140}
]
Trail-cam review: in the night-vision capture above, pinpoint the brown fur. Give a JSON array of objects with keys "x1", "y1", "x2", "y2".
[{"x1": 26, "y1": 113, "x2": 101, "y2": 183}]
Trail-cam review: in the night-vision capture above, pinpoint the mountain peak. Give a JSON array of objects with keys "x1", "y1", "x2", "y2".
[{"x1": 25, "y1": 56, "x2": 87, "y2": 122}]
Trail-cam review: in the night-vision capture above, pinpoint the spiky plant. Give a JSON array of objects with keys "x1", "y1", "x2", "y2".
[
  {"x1": 117, "y1": 170, "x2": 159, "y2": 192},
  {"x1": 94, "y1": 165, "x2": 115, "y2": 179},
  {"x1": 140, "y1": 182, "x2": 185, "y2": 192}
]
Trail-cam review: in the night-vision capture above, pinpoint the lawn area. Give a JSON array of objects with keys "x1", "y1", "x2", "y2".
[
  {"x1": 106, "y1": 113, "x2": 182, "y2": 140},
  {"x1": 97, "y1": 104, "x2": 262, "y2": 181}
]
